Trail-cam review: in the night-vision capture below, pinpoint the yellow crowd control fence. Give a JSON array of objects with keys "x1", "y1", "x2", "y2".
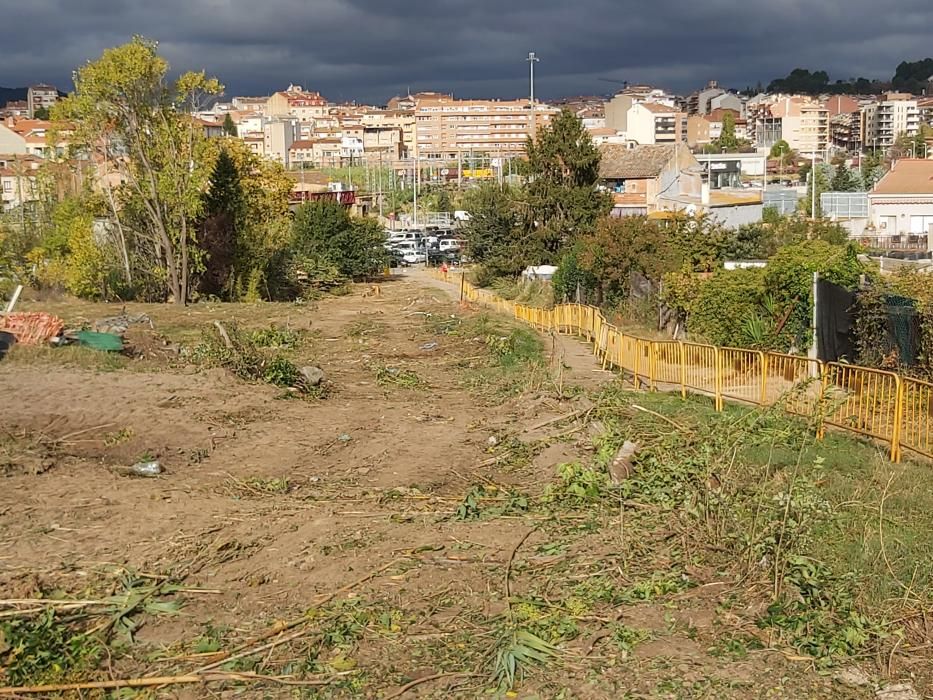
[{"x1": 428, "y1": 270, "x2": 932, "y2": 462}]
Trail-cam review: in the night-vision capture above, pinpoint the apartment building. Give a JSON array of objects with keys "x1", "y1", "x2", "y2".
[
  {"x1": 231, "y1": 97, "x2": 269, "y2": 116},
  {"x1": 749, "y1": 96, "x2": 828, "y2": 157},
  {"x1": 825, "y1": 95, "x2": 862, "y2": 152},
  {"x1": 626, "y1": 102, "x2": 686, "y2": 145},
  {"x1": 361, "y1": 125, "x2": 405, "y2": 161},
  {"x1": 266, "y1": 85, "x2": 329, "y2": 121},
  {"x1": 360, "y1": 109, "x2": 415, "y2": 158},
  {"x1": 1, "y1": 101, "x2": 28, "y2": 119},
  {"x1": 709, "y1": 92, "x2": 745, "y2": 117},
  {"x1": 604, "y1": 87, "x2": 677, "y2": 134},
  {"x1": 26, "y1": 84, "x2": 58, "y2": 117},
  {"x1": 861, "y1": 93, "x2": 920, "y2": 149},
  {"x1": 411, "y1": 92, "x2": 557, "y2": 159},
  {"x1": 685, "y1": 81, "x2": 724, "y2": 116},
  {"x1": 288, "y1": 138, "x2": 342, "y2": 167},
  {"x1": 263, "y1": 118, "x2": 299, "y2": 166},
  {"x1": 920, "y1": 97, "x2": 933, "y2": 127}
]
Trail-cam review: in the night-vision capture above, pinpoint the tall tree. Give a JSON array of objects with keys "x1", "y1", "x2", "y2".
[
  {"x1": 718, "y1": 112, "x2": 739, "y2": 152},
  {"x1": 54, "y1": 37, "x2": 222, "y2": 303},
  {"x1": 222, "y1": 113, "x2": 237, "y2": 137},
  {"x1": 198, "y1": 148, "x2": 242, "y2": 296},
  {"x1": 522, "y1": 109, "x2": 611, "y2": 258},
  {"x1": 462, "y1": 183, "x2": 527, "y2": 278},
  {"x1": 830, "y1": 163, "x2": 862, "y2": 192}
]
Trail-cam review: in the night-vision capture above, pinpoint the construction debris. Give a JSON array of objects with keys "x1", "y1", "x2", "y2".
[
  {"x1": 608, "y1": 440, "x2": 639, "y2": 484},
  {"x1": 0, "y1": 312, "x2": 65, "y2": 345},
  {"x1": 300, "y1": 366, "x2": 325, "y2": 387},
  {"x1": 93, "y1": 311, "x2": 153, "y2": 336}
]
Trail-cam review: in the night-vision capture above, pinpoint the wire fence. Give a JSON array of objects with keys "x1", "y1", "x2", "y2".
[{"x1": 438, "y1": 270, "x2": 933, "y2": 462}]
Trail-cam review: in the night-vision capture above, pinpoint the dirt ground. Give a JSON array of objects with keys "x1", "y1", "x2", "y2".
[{"x1": 0, "y1": 271, "x2": 891, "y2": 698}]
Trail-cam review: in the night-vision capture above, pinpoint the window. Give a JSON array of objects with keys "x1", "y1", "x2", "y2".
[
  {"x1": 3, "y1": 181, "x2": 10, "y2": 192},
  {"x1": 909, "y1": 215, "x2": 933, "y2": 234}
]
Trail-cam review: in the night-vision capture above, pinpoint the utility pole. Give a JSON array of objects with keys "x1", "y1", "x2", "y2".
[
  {"x1": 811, "y1": 150, "x2": 817, "y2": 220},
  {"x1": 413, "y1": 156, "x2": 419, "y2": 228},
  {"x1": 527, "y1": 52, "x2": 539, "y2": 139}
]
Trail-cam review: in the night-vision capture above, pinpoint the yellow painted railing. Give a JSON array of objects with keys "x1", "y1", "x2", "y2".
[{"x1": 431, "y1": 270, "x2": 933, "y2": 462}]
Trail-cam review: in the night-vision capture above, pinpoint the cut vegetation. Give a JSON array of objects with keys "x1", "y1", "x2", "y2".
[{"x1": 0, "y1": 270, "x2": 930, "y2": 699}]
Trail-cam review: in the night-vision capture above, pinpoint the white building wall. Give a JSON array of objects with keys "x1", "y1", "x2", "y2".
[
  {"x1": 869, "y1": 198, "x2": 933, "y2": 236},
  {"x1": 626, "y1": 104, "x2": 656, "y2": 145},
  {"x1": 0, "y1": 125, "x2": 27, "y2": 154}
]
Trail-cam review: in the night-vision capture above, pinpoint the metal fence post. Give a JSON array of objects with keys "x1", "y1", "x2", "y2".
[
  {"x1": 891, "y1": 377, "x2": 904, "y2": 463},
  {"x1": 759, "y1": 352, "x2": 768, "y2": 405},
  {"x1": 714, "y1": 348, "x2": 723, "y2": 412},
  {"x1": 678, "y1": 342, "x2": 686, "y2": 400}
]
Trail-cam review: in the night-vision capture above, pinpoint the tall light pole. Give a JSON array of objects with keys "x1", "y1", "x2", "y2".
[
  {"x1": 527, "y1": 52, "x2": 539, "y2": 139},
  {"x1": 811, "y1": 150, "x2": 817, "y2": 220}
]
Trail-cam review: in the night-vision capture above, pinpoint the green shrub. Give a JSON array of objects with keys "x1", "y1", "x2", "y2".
[
  {"x1": 688, "y1": 268, "x2": 767, "y2": 347},
  {"x1": 195, "y1": 322, "x2": 307, "y2": 390},
  {"x1": 765, "y1": 241, "x2": 865, "y2": 349}
]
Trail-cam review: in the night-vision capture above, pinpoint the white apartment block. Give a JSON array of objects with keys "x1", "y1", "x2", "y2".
[
  {"x1": 26, "y1": 84, "x2": 57, "y2": 117},
  {"x1": 861, "y1": 93, "x2": 920, "y2": 149}
]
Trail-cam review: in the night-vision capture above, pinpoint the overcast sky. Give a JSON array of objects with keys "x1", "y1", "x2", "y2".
[{"x1": 1, "y1": 0, "x2": 930, "y2": 103}]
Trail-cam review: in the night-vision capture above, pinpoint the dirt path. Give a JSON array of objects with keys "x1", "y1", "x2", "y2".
[
  {"x1": 409, "y1": 267, "x2": 614, "y2": 392},
  {"x1": 0, "y1": 278, "x2": 876, "y2": 698}
]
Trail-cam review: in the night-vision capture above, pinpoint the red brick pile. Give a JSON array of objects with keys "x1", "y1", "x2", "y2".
[{"x1": 0, "y1": 312, "x2": 64, "y2": 345}]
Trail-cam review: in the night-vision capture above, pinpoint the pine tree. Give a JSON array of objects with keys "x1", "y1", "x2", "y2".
[
  {"x1": 199, "y1": 148, "x2": 244, "y2": 296},
  {"x1": 718, "y1": 112, "x2": 739, "y2": 152},
  {"x1": 830, "y1": 163, "x2": 861, "y2": 192},
  {"x1": 522, "y1": 109, "x2": 611, "y2": 258},
  {"x1": 222, "y1": 113, "x2": 237, "y2": 137},
  {"x1": 205, "y1": 148, "x2": 244, "y2": 218}
]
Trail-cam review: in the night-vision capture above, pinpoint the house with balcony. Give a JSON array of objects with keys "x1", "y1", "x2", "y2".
[
  {"x1": 864, "y1": 159, "x2": 933, "y2": 250},
  {"x1": 598, "y1": 142, "x2": 762, "y2": 226}
]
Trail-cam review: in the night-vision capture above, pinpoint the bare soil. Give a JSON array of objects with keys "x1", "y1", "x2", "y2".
[{"x1": 0, "y1": 271, "x2": 883, "y2": 698}]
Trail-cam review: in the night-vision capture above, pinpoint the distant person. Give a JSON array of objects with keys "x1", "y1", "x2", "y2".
[{"x1": 440, "y1": 262, "x2": 449, "y2": 282}]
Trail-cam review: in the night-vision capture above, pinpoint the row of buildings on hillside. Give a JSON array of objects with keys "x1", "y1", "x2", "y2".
[
  {"x1": 194, "y1": 85, "x2": 560, "y2": 169},
  {"x1": 588, "y1": 82, "x2": 933, "y2": 159}
]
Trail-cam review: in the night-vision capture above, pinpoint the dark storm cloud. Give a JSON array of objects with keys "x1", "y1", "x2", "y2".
[{"x1": 0, "y1": 0, "x2": 930, "y2": 102}]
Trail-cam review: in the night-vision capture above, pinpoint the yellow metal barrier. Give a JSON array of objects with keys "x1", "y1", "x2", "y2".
[
  {"x1": 822, "y1": 363, "x2": 903, "y2": 462},
  {"x1": 762, "y1": 353, "x2": 824, "y2": 419},
  {"x1": 437, "y1": 284, "x2": 932, "y2": 462},
  {"x1": 650, "y1": 341, "x2": 685, "y2": 394},
  {"x1": 682, "y1": 342, "x2": 721, "y2": 409},
  {"x1": 896, "y1": 377, "x2": 933, "y2": 460},
  {"x1": 719, "y1": 347, "x2": 767, "y2": 407}
]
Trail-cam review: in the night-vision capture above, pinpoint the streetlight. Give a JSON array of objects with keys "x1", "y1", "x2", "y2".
[{"x1": 527, "y1": 52, "x2": 539, "y2": 139}]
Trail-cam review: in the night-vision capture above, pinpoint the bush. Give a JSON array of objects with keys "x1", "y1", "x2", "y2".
[
  {"x1": 765, "y1": 241, "x2": 865, "y2": 349},
  {"x1": 688, "y1": 268, "x2": 768, "y2": 347},
  {"x1": 290, "y1": 200, "x2": 387, "y2": 283},
  {"x1": 195, "y1": 322, "x2": 307, "y2": 391}
]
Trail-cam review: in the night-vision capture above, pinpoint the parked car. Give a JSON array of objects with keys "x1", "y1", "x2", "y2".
[
  {"x1": 401, "y1": 252, "x2": 427, "y2": 266},
  {"x1": 392, "y1": 241, "x2": 424, "y2": 255},
  {"x1": 438, "y1": 238, "x2": 462, "y2": 252}
]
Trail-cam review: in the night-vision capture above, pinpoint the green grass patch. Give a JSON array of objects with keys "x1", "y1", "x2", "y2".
[
  {"x1": 557, "y1": 381, "x2": 933, "y2": 667},
  {"x1": 4, "y1": 344, "x2": 130, "y2": 371},
  {"x1": 374, "y1": 364, "x2": 425, "y2": 389}
]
